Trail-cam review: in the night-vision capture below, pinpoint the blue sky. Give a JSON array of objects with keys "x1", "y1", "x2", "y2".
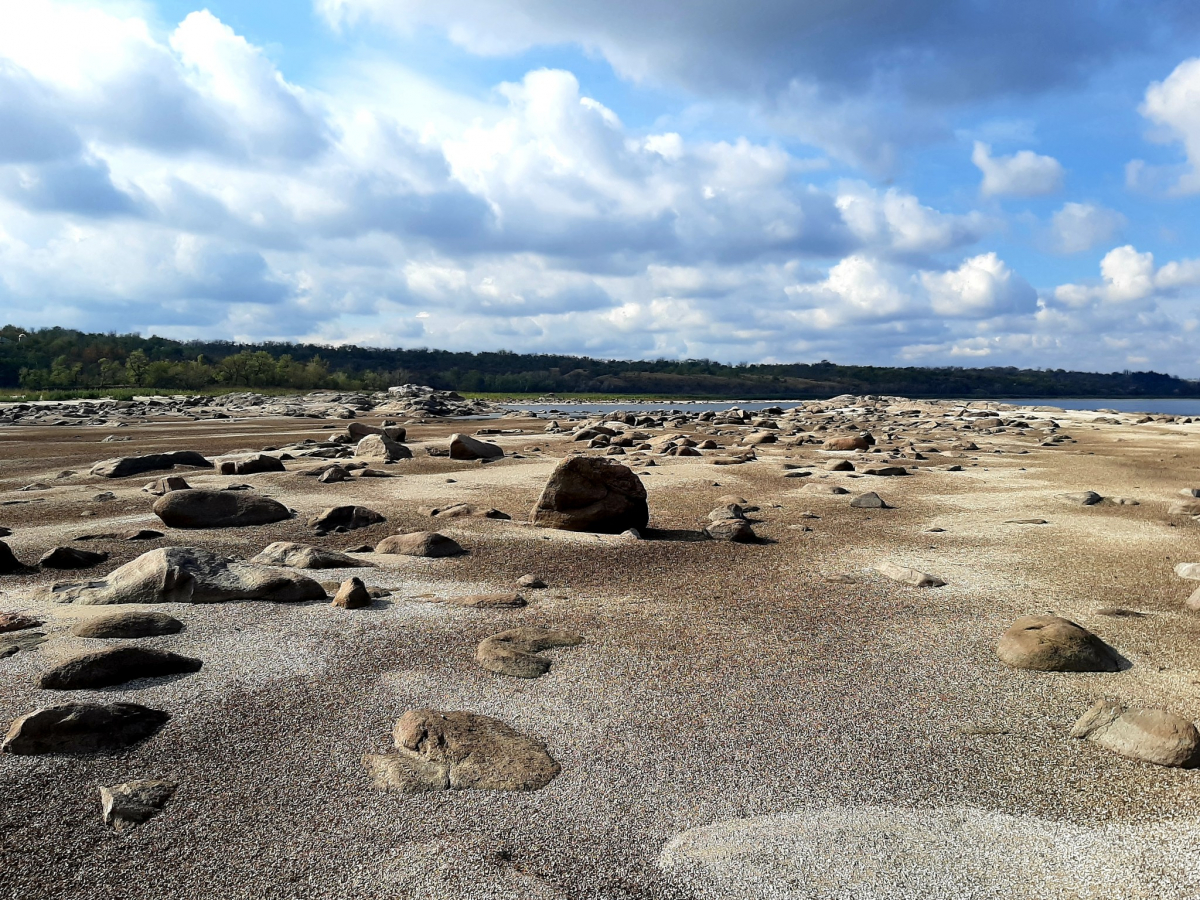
[{"x1": 2, "y1": 1, "x2": 1200, "y2": 374}]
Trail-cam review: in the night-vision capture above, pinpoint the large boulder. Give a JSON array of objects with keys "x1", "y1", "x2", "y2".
[
  {"x1": 530, "y1": 457, "x2": 649, "y2": 534},
  {"x1": 1071, "y1": 701, "x2": 1200, "y2": 767},
  {"x1": 996, "y1": 615, "x2": 1122, "y2": 672},
  {"x1": 354, "y1": 434, "x2": 411, "y2": 462},
  {"x1": 90, "y1": 451, "x2": 212, "y2": 478},
  {"x1": 250, "y1": 541, "x2": 373, "y2": 569},
  {"x1": 449, "y1": 433, "x2": 504, "y2": 461},
  {"x1": 38, "y1": 646, "x2": 202, "y2": 690},
  {"x1": 153, "y1": 489, "x2": 291, "y2": 528},
  {"x1": 71, "y1": 611, "x2": 183, "y2": 638},
  {"x1": 308, "y1": 505, "x2": 386, "y2": 534},
  {"x1": 363, "y1": 709, "x2": 560, "y2": 793},
  {"x1": 376, "y1": 532, "x2": 465, "y2": 558},
  {"x1": 475, "y1": 628, "x2": 582, "y2": 678},
  {"x1": 35, "y1": 547, "x2": 326, "y2": 605},
  {"x1": 2, "y1": 703, "x2": 170, "y2": 755}
]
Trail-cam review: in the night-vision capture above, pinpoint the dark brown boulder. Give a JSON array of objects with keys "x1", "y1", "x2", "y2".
[
  {"x1": 71, "y1": 611, "x2": 183, "y2": 639},
  {"x1": 91, "y1": 451, "x2": 212, "y2": 478},
  {"x1": 38, "y1": 547, "x2": 108, "y2": 570},
  {"x1": 376, "y1": 532, "x2": 465, "y2": 558},
  {"x1": 996, "y1": 615, "x2": 1123, "y2": 672},
  {"x1": 153, "y1": 489, "x2": 291, "y2": 528},
  {"x1": 2, "y1": 703, "x2": 170, "y2": 755},
  {"x1": 308, "y1": 505, "x2": 386, "y2": 534},
  {"x1": 219, "y1": 454, "x2": 285, "y2": 475},
  {"x1": 0, "y1": 541, "x2": 30, "y2": 574},
  {"x1": 38, "y1": 646, "x2": 202, "y2": 690},
  {"x1": 530, "y1": 457, "x2": 649, "y2": 533}
]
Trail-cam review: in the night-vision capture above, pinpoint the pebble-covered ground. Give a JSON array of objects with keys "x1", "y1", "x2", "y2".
[{"x1": 0, "y1": 397, "x2": 1198, "y2": 899}]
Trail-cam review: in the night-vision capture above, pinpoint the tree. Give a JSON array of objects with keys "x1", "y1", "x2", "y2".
[{"x1": 126, "y1": 350, "x2": 150, "y2": 386}]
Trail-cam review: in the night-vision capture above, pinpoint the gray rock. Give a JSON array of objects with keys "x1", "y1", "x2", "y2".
[
  {"x1": 250, "y1": 541, "x2": 373, "y2": 569},
  {"x1": 448, "y1": 592, "x2": 525, "y2": 609},
  {"x1": 476, "y1": 627, "x2": 582, "y2": 678},
  {"x1": 218, "y1": 454, "x2": 285, "y2": 475},
  {"x1": 376, "y1": 532, "x2": 466, "y2": 557},
  {"x1": 363, "y1": 709, "x2": 560, "y2": 793},
  {"x1": 2, "y1": 703, "x2": 170, "y2": 755},
  {"x1": 91, "y1": 451, "x2": 212, "y2": 478},
  {"x1": 143, "y1": 475, "x2": 191, "y2": 495},
  {"x1": 308, "y1": 505, "x2": 386, "y2": 533},
  {"x1": 354, "y1": 434, "x2": 412, "y2": 462},
  {"x1": 850, "y1": 491, "x2": 890, "y2": 509},
  {"x1": 449, "y1": 433, "x2": 504, "y2": 460},
  {"x1": 153, "y1": 489, "x2": 291, "y2": 528},
  {"x1": 101, "y1": 779, "x2": 176, "y2": 831},
  {"x1": 1058, "y1": 491, "x2": 1103, "y2": 506},
  {"x1": 36, "y1": 547, "x2": 325, "y2": 605},
  {"x1": 1071, "y1": 700, "x2": 1200, "y2": 767},
  {"x1": 705, "y1": 519, "x2": 757, "y2": 543},
  {"x1": 38, "y1": 646, "x2": 202, "y2": 690},
  {"x1": 996, "y1": 615, "x2": 1122, "y2": 672}
]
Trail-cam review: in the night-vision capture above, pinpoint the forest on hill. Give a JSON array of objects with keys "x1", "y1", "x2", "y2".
[{"x1": 2, "y1": 324, "x2": 1197, "y2": 399}]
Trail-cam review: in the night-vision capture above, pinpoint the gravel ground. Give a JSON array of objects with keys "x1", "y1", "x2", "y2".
[{"x1": 1, "y1": 407, "x2": 1199, "y2": 899}]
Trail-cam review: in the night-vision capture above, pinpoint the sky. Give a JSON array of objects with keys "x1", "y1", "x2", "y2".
[{"x1": 2, "y1": 1, "x2": 1200, "y2": 374}]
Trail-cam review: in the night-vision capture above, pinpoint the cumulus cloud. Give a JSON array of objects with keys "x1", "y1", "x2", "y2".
[
  {"x1": 1048, "y1": 202, "x2": 1125, "y2": 254},
  {"x1": 972, "y1": 142, "x2": 1063, "y2": 197},
  {"x1": 1054, "y1": 245, "x2": 1200, "y2": 307},
  {"x1": 1139, "y1": 57, "x2": 1200, "y2": 194}
]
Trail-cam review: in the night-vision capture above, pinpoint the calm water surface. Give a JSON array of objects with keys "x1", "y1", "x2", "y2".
[{"x1": 501, "y1": 398, "x2": 1200, "y2": 416}]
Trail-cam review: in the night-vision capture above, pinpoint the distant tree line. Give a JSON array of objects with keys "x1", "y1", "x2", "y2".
[{"x1": 2, "y1": 324, "x2": 1197, "y2": 399}]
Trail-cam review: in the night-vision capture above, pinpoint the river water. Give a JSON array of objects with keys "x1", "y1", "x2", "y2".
[{"x1": 499, "y1": 398, "x2": 1200, "y2": 416}]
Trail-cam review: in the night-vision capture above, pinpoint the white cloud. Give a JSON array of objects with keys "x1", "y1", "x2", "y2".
[
  {"x1": 835, "y1": 182, "x2": 990, "y2": 256},
  {"x1": 972, "y1": 141, "x2": 1063, "y2": 197},
  {"x1": 1048, "y1": 202, "x2": 1125, "y2": 254},
  {"x1": 922, "y1": 252, "x2": 1036, "y2": 317},
  {"x1": 1054, "y1": 244, "x2": 1200, "y2": 307},
  {"x1": 1140, "y1": 57, "x2": 1200, "y2": 194}
]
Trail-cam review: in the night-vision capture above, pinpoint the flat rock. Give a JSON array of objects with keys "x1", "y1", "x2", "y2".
[
  {"x1": 2, "y1": 703, "x2": 170, "y2": 755},
  {"x1": 1169, "y1": 498, "x2": 1200, "y2": 516},
  {"x1": 824, "y1": 460, "x2": 854, "y2": 471},
  {"x1": 376, "y1": 532, "x2": 466, "y2": 558},
  {"x1": 476, "y1": 627, "x2": 582, "y2": 678},
  {"x1": 91, "y1": 451, "x2": 212, "y2": 478},
  {"x1": 1072, "y1": 700, "x2": 1200, "y2": 767},
  {"x1": 850, "y1": 492, "x2": 890, "y2": 509},
  {"x1": 38, "y1": 646, "x2": 202, "y2": 690},
  {"x1": 861, "y1": 466, "x2": 908, "y2": 476},
  {"x1": 705, "y1": 519, "x2": 757, "y2": 542},
  {"x1": 516, "y1": 574, "x2": 546, "y2": 589},
  {"x1": 1058, "y1": 490, "x2": 1103, "y2": 506},
  {"x1": 822, "y1": 435, "x2": 871, "y2": 451},
  {"x1": 354, "y1": 433, "x2": 411, "y2": 462},
  {"x1": 153, "y1": 489, "x2": 291, "y2": 529},
  {"x1": 250, "y1": 541, "x2": 373, "y2": 569},
  {"x1": 875, "y1": 560, "x2": 945, "y2": 587},
  {"x1": 308, "y1": 505, "x2": 386, "y2": 533},
  {"x1": 38, "y1": 546, "x2": 108, "y2": 570},
  {"x1": 332, "y1": 576, "x2": 372, "y2": 609},
  {"x1": 1005, "y1": 518, "x2": 1048, "y2": 525},
  {"x1": 449, "y1": 433, "x2": 504, "y2": 460},
  {"x1": 996, "y1": 615, "x2": 1122, "y2": 672},
  {"x1": 71, "y1": 611, "x2": 183, "y2": 638},
  {"x1": 448, "y1": 592, "x2": 525, "y2": 609},
  {"x1": 1174, "y1": 562, "x2": 1200, "y2": 580},
  {"x1": 422, "y1": 503, "x2": 511, "y2": 520},
  {"x1": 530, "y1": 457, "x2": 649, "y2": 534},
  {"x1": 36, "y1": 546, "x2": 326, "y2": 605},
  {"x1": 143, "y1": 475, "x2": 191, "y2": 495},
  {"x1": 101, "y1": 779, "x2": 176, "y2": 831},
  {"x1": 800, "y1": 483, "x2": 848, "y2": 495},
  {"x1": 363, "y1": 709, "x2": 560, "y2": 793}
]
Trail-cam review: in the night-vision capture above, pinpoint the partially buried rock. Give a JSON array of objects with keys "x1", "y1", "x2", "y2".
[
  {"x1": 354, "y1": 434, "x2": 412, "y2": 462},
  {"x1": 1005, "y1": 518, "x2": 1048, "y2": 525},
  {"x1": 318, "y1": 465, "x2": 350, "y2": 483},
  {"x1": 71, "y1": 611, "x2": 183, "y2": 638},
  {"x1": 2, "y1": 703, "x2": 170, "y2": 755},
  {"x1": 91, "y1": 451, "x2": 212, "y2": 479},
  {"x1": 862, "y1": 466, "x2": 908, "y2": 477},
  {"x1": 250, "y1": 541, "x2": 373, "y2": 569},
  {"x1": 476, "y1": 627, "x2": 583, "y2": 678},
  {"x1": 332, "y1": 576, "x2": 371, "y2": 609},
  {"x1": 363, "y1": 709, "x2": 560, "y2": 793},
  {"x1": 1071, "y1": 700, "x2": 1200, "y2": 767},
  {"x1": 143, "y1": 475, "x2": 190, "y2": 495},
  {"x1": 1058, "y1": 491, "x2": 1103, "y2": 506},
  {"x1": 219, "y1": 454, "x2": 285, "y2": 476},
  {"x1": 996, "y1": 615, "x2": 1122, "y2": 672},
  {"x1": 705, "y1": 519, "x2": 756, "y2": 543},
  {"x1": 38, "y1": 547, "x2": 108, "y2": 570},
  {"x1": 423, "y1": 503, "x2": 511, "y2": 520},
  {"x1": 308, "y1": 505, "x2": 385, "y2": 534},
  {"x1": 850, "y1": 492, "x2": 890, "y2": 509},
  {"x1": 36, "y1": 547, "x2": 325, "y2": 605},
  {"x1": 516, "y1": 574, "x2": 546, "y2": 589},
  {"x1": 376, "y1": 532, "x2": 465, "y2": 558},
  {"x1": 74, "y1": 529, "x2": 164, "y2": 542},
  {"x1": 101, "y1": 779, "x2": 176, "y2": 831},
  {"x1": 0, "y1": 541, "x2": 31, "y2": 574},
  {"x1": 0, "y1": 612, "x2": 42, "y2": 633},
  {"x1": 875, "y1": 561, "x2": 945, "y2": 587},
  {"x1": 1168, "y1": 498, "x2": 1200, "y2": 516},
  {"x1": 38, "y1": 646, "x2": 202, "y2": 690},
  {"x1": 449, "y1": 433, "x2": 504, "y2": 461},
  {"x1": 153, "y1": 489, "x2": 291, "y2": 529},
  {"x1": 802, "y1": 483, "x2": 849, "y2": 495},
  {"x1": 825, "y1": 460, "x2": 854, "y2": 472},
  {"x1": 449, "y1": 593, "x2": 525, "y2": 609},
  {"x1": 530, "y1": 457, "x2": 649, "y2": 534}
]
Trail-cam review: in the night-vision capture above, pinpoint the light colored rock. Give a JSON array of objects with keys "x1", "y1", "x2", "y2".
[
  {"x1": 332, "y1": 576, "x2": 371, "y2": 609},
  {"x1": 475, "y1": 627, "x2": 582, "y2": 678},
  {"x1": 875, "y1": 560, "x2": 945, "y2": 587},
  {"x1": 1174, "y1": 562, "x2": 1200, "y2": 580},
  {"x1": 1058, "y1": 491, "x2": 1103, "y2": 506},
  {"x1": 850, "y1": 491, "x2": 889, "y2": 509},
  {"x1": 1071, "y1": 700, "x2": 1200, "y2": 767},
  {"x1": 100, "y1": 779, "x2": 176, "y2": 831},
  {"x1": 705, "y1": 519, "x2": 756, "y2": 543},
  {"x1": 250, "y1": 541, "x2": 372, "y2": 569},
  {"x1": 363, "y1": 709, "x2": 560, "y2": 792},
  {"x1": 376, "y1": 532, "x2": 465, "y2": 557},
  {"x1": 995, "y1": 615, "x2": 1122, "y2": 672},
  {"x1": 35, "y1": 547, "x2": 326, "y2": 605},
  {"x1": 354, "y1": 433, "x2": 412, "y2": 462}
]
